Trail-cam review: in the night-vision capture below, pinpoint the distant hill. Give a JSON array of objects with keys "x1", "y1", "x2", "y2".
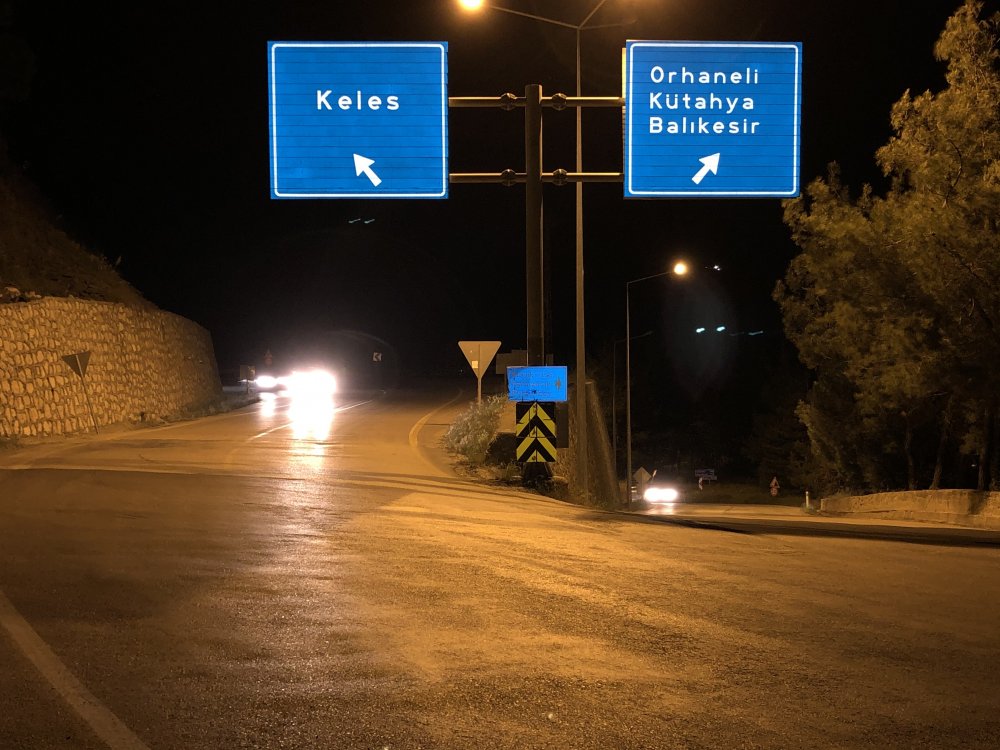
[{"x1": 0, "y1": 139, "x2": 150, "y2": 307}]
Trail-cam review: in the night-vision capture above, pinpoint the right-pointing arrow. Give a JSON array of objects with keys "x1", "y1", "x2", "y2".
[{"x1": 692, "y1": 152, "x2": 721, "y2": 185}]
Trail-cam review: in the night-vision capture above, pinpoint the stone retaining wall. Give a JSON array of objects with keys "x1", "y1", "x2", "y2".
[
  {"x1": 0, "y1": 298, "x2": 221, "y2": 438},
  {"x1": 821, "y1": 489, "x2": 1000, "y2": 529}
]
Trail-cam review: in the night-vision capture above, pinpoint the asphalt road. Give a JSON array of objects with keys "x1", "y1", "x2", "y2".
[{"x1": 1, "y1": 386, "x2": 999, "y2": 749}]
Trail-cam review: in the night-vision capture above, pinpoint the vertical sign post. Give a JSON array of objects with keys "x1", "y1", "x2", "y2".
[
  {"x1": 62, "y1": 351, "x2": 98, "y2": 434},
  {"x1": 458, "y1": 341, "x2": 502, "y2": 403}
]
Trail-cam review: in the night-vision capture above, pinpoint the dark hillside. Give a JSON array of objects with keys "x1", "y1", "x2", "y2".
[{"x1": 0, "y1": 139, "x2": 150, "y2": 307}]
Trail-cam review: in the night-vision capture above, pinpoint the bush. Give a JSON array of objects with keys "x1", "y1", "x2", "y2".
[{"x1": 444, "y1": 395, "x2": 506, "y2": 464}]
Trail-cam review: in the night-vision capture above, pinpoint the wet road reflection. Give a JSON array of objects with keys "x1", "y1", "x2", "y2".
[{"x1": 288, "y1": 393, "x2": 336, "y2": 441}]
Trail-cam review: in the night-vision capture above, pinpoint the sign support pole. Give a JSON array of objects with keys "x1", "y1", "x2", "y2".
[
  {"x1": 62, "y1": 352, "x2": 99, "y2": 434},
  {"x1": 79, "y1": 365, "x2": 99, "y2": 434},
  {"x1": 476, "y1": 342, "x2": 483, "y2": 403},
  {"x1": 458, "y1": 341, "x2": 502, "y2": 405},
  {"x1": 525, "y1": 84, "x2": 544, "y2": 367},
  {"x1": 450, "y1": 92, "x2": 623, "y2": 497}
]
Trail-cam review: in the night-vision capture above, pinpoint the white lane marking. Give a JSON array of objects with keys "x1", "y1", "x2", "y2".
[
  {"x1": 246, "y1": 398, "x2": 373, "y2": 441},
  {"x1": 0, "y1": 588, "x2": 150, "y2": 750},
  {"x1": 249, "y1": 422, "x2": 295, "y2": 441}
]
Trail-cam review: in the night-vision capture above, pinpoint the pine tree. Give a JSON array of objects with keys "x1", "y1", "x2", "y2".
[{"x1": 777, "y1": 1, "x2": 1000, "y2": 491}]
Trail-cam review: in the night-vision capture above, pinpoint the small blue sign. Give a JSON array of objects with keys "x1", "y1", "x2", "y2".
[
  {"x1": 508, "y1": 366, "x2": 568, "y2": 403},
  {"x1": 624, "y1": 41, "x2": 801, "y2": 198},
  {"x1": 268, "y1": 42, "x2": 449, "y2": 199}
]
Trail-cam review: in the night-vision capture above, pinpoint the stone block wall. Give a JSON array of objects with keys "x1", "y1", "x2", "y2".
[
  {"x1": 0, "y1": 298, "x2": 221, "y2": 438},
  {"x1": 820, "y1": 489, "x2": 1000, "y2": 529}
]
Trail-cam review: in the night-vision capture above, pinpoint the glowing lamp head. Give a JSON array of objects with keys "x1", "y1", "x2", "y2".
[
  {"x1": 458, "y1": 0, "x2": 485, "y2": 10},
  {"x1": 672, "y1": 261, "x2": 689, "y2": 276}
]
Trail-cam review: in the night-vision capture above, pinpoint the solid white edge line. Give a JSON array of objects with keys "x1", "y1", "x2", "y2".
[{"x1": 0, "y1": 588, "x2": 150, "y2": 750}]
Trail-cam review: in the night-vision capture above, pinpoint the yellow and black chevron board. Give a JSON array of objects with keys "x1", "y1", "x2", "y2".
[{"x1": 515, "y1": 401, "x2": 557, "y2": 463}]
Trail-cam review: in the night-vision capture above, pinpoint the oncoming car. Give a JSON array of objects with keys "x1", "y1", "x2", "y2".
[
  {"x1": 632, "y1": 470, "x2": 684, "y2": 507},
  {"x1": 252, "y1": 374, "x2": 284, "y2": 393},
  {"x1": 281, "y1": 369, "x2": 338, "y2": 400},
  {"x1": 251, "y1": 369, "x2": 338, "y2": 398},
  {"x1": 643, "y1": 483, "x2": 682, "y2": 504}
]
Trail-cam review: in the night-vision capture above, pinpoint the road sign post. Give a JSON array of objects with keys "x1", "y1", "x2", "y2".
[
  {"x1": 61, "y1": 351, "x2": 98, "y2": 434},
  {"x1": 631, "y1": 466, "x2": 652, "y2": 508},
  {"x1": 624, "y1": 41, "x2": 802, "y2": 198},
  {"x1": 458, "y1": 341, "x2": 502, "y2": 403},
  {"x1": 268, "y1": 42, "x2": 449, "y2": 199}
]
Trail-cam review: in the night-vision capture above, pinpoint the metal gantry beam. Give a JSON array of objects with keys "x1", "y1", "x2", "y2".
[
  {"x1": 449, "y1": 172, "x2": 623, "y2": 184},
  {"x1": 448, "y1": 95, "x2": 624, "y2": 108}
]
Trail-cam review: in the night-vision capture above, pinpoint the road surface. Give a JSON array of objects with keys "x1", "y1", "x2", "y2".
[{"x1": 1, "y1": 386, "x2": 998, "y2": 749}]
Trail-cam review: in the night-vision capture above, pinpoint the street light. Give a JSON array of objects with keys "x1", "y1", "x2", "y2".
[
  {"x1": 458, "y1": 0, "x2": 624, "y2": 502},
  {"x1": 612, "y1": 329, "x2": 651, "y2": 478},
  {"x1": 625, "y1": 262, "x2": 689, "y2": 507}
]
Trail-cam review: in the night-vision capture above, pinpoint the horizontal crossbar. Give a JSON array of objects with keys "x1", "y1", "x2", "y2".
[
  {"x1": 449, "y1": 171, "x2": 623, "y2": 185},
  {"x1": 449, "y1": 95, "x2": 623, "y2": 109}
]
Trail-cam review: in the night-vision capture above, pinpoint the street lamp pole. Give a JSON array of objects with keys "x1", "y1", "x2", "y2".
[
  {"x1": 625, "y1": 278, "x2": 636, "y2": 506},
  {"x1": 613, "y1": 329, "x2": 651, "y2": 484},
  {"x1": 625, "y1": 268, "x2": 685, "y2": 507}
]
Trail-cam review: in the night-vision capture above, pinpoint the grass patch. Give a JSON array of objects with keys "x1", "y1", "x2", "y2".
[{"x1": 444, "y1": 395, "x2": 506, "y2": 465}]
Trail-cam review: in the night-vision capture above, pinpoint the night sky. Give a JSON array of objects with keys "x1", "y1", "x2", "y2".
[{"x1": 4, "y1": 0, "x2": 991, "y2": 388}]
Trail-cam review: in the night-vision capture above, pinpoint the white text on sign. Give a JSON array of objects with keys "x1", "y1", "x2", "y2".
[
  {"x1": 316, "y1": 90, "x2": 401, "y2": 111},
  {"x1": 646, "y1": 65, "x2": 760, "y2": 136}
]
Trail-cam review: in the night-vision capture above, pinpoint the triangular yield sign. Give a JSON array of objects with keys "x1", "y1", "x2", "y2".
[
  {"x1": 62, "y1": 351, "x2": 91, "y2": 378},
  {"x1": 458, "y1": 340, "x2": 501, "y2": 378}
]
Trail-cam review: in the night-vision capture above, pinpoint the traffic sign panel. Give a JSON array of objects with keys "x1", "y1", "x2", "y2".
[
  {"x1": 515, "y1": 401, "x2": 558, "y2": 463},
  {"x1": 458, "y1": 341, "x2": 501, "y2": 378},
  {"x1": 268, "y1": 42, "x2": 449, "y2": 199},
  {"x1": 624, "y1": 41, "x2": 802, "y2": 198},
  {"x1": 61, "y1": 351, "x2": 91, "y2": 378},
  {"x1": 507, "y1": 366, "x2": 568, "y2": 402}
]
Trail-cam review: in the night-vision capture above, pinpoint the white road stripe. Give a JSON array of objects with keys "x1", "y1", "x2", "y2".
[
  {"x1": 0, "y1": 588, "x2": 150, "y2": 750},
  {"x1": 246, "y1": 398, "x2": 374, "y2": 441}
]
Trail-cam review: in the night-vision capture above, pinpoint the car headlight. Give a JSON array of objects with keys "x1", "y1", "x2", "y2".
[
  {"x1": 644, "y1": 486, "x2": 679, "y2": 503},
  {"x1": 254, "y1": 375, "x2": 279, "y2": 389},
  {"x1": 284, "y1": 369, "x2": 337, "y2": 398}
]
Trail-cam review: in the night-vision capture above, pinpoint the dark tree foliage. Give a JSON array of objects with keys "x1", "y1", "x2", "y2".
[
  {"x1": 777, "y1": 1, "x2": 1000, "y2": 492},
  {"x1": 0, "y1": 2, "x2": 34, "y2": 112}
]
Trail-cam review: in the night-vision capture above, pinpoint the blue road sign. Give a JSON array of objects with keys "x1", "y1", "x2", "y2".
[
  {"x1": 268, "y1": 42, "x2": 449, "y2": 199},
  {"x1": 624, "y1": 41, "x2": 801, "y2": 198},
  {"x1": 507, "y1": 366, "x2": 568, "y2": 403}
]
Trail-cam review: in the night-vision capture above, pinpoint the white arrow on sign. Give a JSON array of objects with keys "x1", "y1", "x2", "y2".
[
  {"x1": 691, "y1": 152, "x2": 721, "y2": 185},
  {"x1": 353, "y1": 153, "x2": 382, "y2": 187}
]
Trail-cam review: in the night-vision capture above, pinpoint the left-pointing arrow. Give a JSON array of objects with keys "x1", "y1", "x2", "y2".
[{"x1": 353, "y1": 153, "x2": 382, "y2": 187}]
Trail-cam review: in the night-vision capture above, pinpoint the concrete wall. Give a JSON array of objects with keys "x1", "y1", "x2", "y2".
[
  {"x1": 0, "y1": 298, "x2": 221, "y2": 438},
  {"x1": 821, "y1": 490, "x2": 1000, "y2": 529}
]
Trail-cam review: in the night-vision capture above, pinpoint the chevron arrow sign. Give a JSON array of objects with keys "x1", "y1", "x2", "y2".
[{"x1": 515, "y1": 401, "x2": 557, "y2": 463}]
